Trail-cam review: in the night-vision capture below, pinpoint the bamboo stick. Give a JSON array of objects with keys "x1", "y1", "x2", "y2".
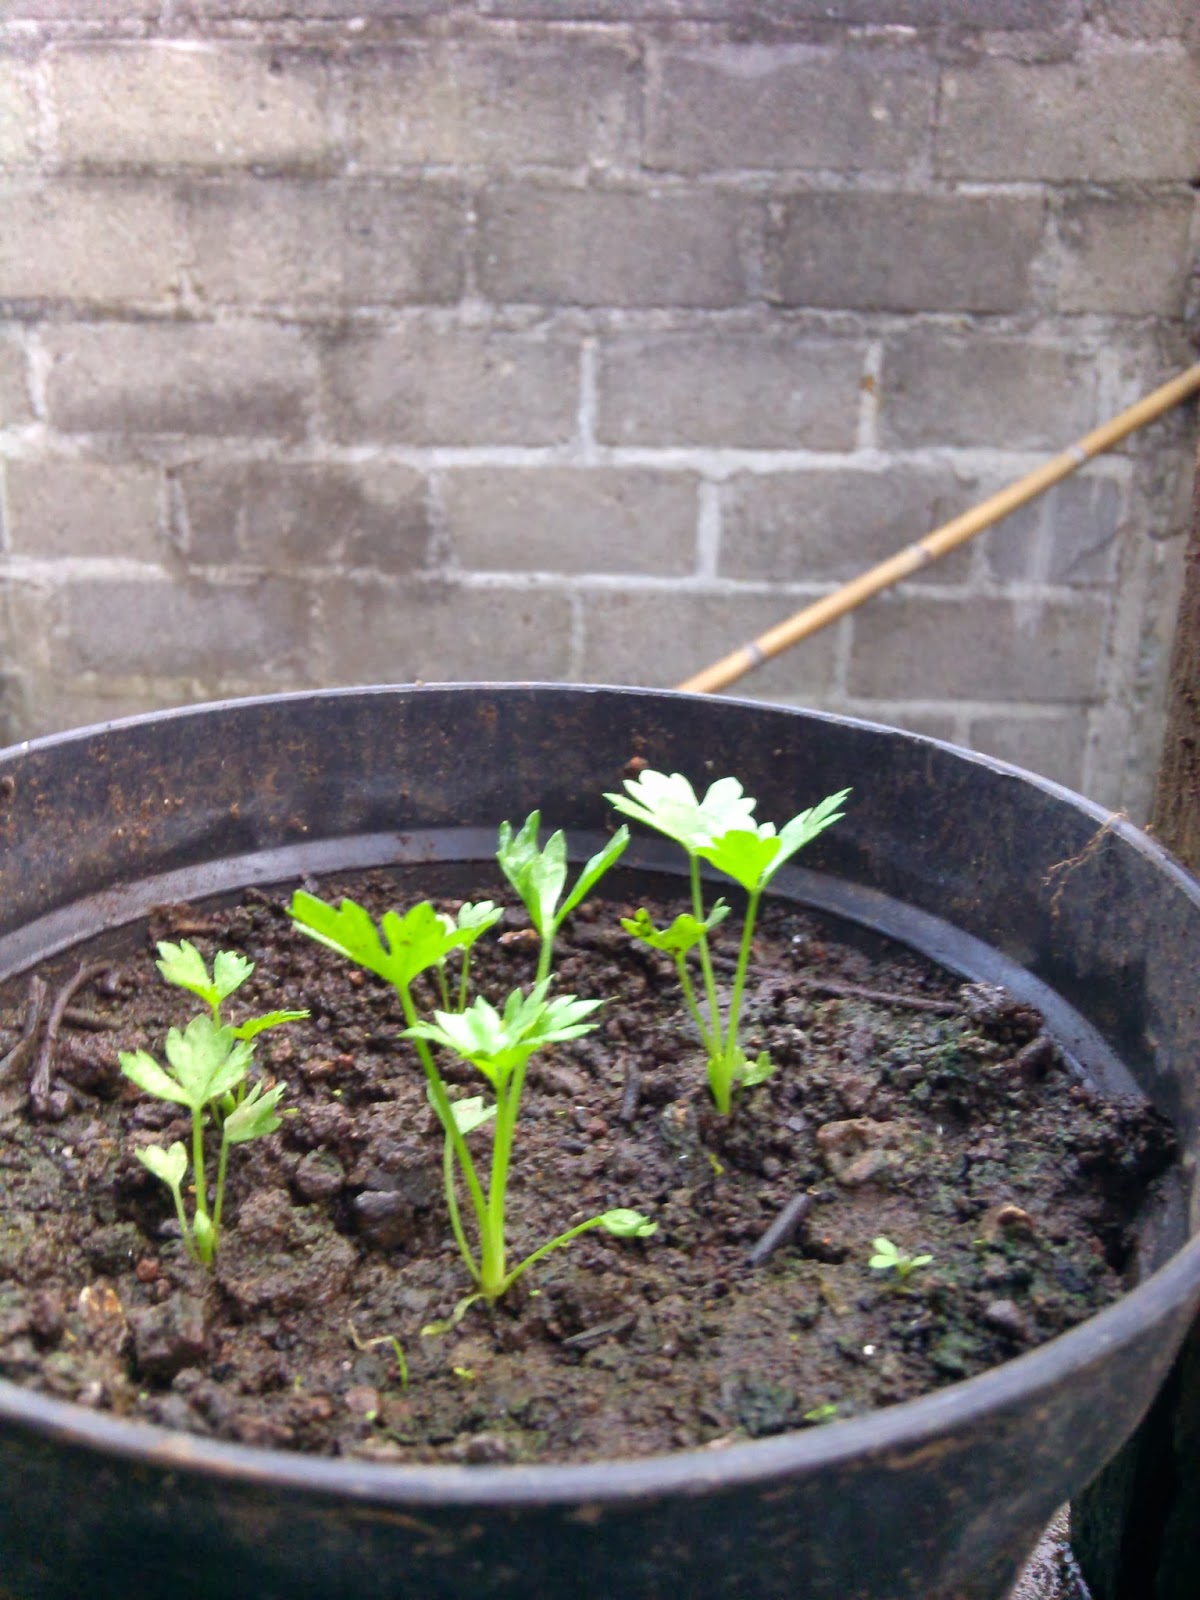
[{"x1": 678, "y1": 362, "x2": 1200, "y2": 697}]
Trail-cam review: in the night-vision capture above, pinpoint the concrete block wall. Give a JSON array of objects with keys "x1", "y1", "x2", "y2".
[{"x1": 1, "y1": 0, "x2": 1197, "y2": 815}]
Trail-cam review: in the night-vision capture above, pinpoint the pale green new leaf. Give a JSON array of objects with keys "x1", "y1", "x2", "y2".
[
  {"x1": 231, "y1": 1009, "x2": 310, "y2": 1042},
  {"x1": 223, "y1": 1079, "x2": 286, "y2": 1144},
  {"x1": 454, "y1": 901, "x2": 503, "y2": 949},
  {"x1": 621, "y1": 902, "x2": 730, "y2": 955},
  {"x1": 120, "y1": 1048, "x2": 195, "y2": 1107},
  {"x1": 290, "y1": 891, "x2": 467, "y2": 990},
  {"x1": 737, "y1": 1050, "x2": 775, "y2": 1090},
  {"x1": 155, "y1": 939, "x2": 218, "y2": 1007},
  {"x1": 448, "y1": 1095, "x2": 497, "y2": 1136},
  {"x1": 136, "y1": 1140, "x2": 188, "y2": 1190},
  {"x1": 696, "y1": 827, "x2": 785, "y2": 893},
  {"x1": 558, "y1": 826, "x2": 630, "y2": 921},
  {"x1": 599, "y1": 1209, "x2": 657, "y2": 1239},
  {"x1": 211, "y1": 948, "x2": 254, "y2": 1002},
  {"x1": 163, "y1": 1016, "x2": 252, "y2": 1107},
  {"x1": 605, "y1": 769, "x2": 758, "y2": 852}
]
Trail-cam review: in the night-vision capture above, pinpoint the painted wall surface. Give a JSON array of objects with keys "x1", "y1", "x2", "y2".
[{"x1": 0, "y1": 0, "x2": 1197, "y2": 813}]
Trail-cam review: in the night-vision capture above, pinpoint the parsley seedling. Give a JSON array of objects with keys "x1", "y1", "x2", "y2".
[
  {"x1": 868, "y1": 1236, "x2": 933, "y2": 1280},
  {"x1": 288, "y1": 890, "x2": 654, "y2": 1314},
  {"x1": 120, "y1": 942, "x2": 305, "y2": 1265},
  {"x1": 608, "y1": 770, "x2": 848, "y2": 1113},
  {"x1": 497, "y1": 812, "x2": 629, "y2": 983}
]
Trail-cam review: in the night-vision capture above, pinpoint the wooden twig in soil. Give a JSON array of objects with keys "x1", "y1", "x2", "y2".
[
  {"x1": 709, "y1": 951, "x2": 959, "y2": 1015},
  {"x1": 29, "y1": 960, "x2": 112, "y2": 1119},
  {"x1": 747, "y1": 1192, "x2": 814, "y2": 1267},
  {"x1": 619, "y1": 1056, "x2": 641, "y2": 1124},
  {"x1": 0, "y1": 974, "x2": 48, "y2": 1118}
]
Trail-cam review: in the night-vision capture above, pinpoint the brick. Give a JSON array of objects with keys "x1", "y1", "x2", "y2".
[
  {"x1": 478, "y1": 186, "x2": 757, "y2": 309},
  {"x1": 848, "y1": 595, "x2": 1108, "y2": 702},
  {"x1": 323, "y1": 325, "x2": 577, "y2": 447},
  {"x1": 185, "y1": 180, "x2": 466, "y2": 308},
  {"x1": 43, "y1": 322, "x2": 313, "y2": 439},
  {"x1": 968, "y1": 712, "x2": 1089, "y2": 791},
  {"x1": 938, "y1": 56, "x2": 1200, "y2": 182},
  {"x1": 486, "y1": 0, "x2": 1070, "y2": 13},
  {"x1": 769, "y1": 192, "x2": 1042, "y2": 314},
  {"x1": 851, "y1": 709, "x2": 961, "y2": 743},
  {"x1": 6, "y1": 461, "x2": 165, "y2": 560},
  {"x1": 346, "y1": 39, "x2": 635, "y2": 171},
  {"x1": 1053, "y1": 192, "x2": 1195, "y2": 316},
  {"x1": 0, "y1": 58, "x2": 38, "y2": 168},
  {"x1": 719, "y1": 468, "x2": 980, "y2": 585},
  {"x1": 320, "y1": 579, "x2": 572, "y2": 684},
  {"x1": 442, "y1": 467, "x2": 698, "y2": 576},
  {"x1": 61, "y1": 576, "x2": 314, "y2": 680},
  {"x1": 578, "y1": 589, "x2": 839, "y2": 693},
  {"x1": 879, "y1": 332, "x2": 1100, "y2": 451},
  {"x1": 985, "y1": 476, "x2": 1123, "y2": 587},
  {"x1": 22, "y1": 687, "x2": 199, "y2": 741},
  {"x1": 0, "y1": 181, "x2": 183, "y2": 305},
  {"x1": 178, "y1": 1, "x2": 445, "y2": 16},
  {"x1": 178, "y1": 462, "x2": 431, "y2": 572},
  {"x1": 646, "y1": 46, "x2": 934, "y2": 175},
  {"x1": 1087, "y1": 0, "x2": 1198, "y2": 38},
  {"x1": 0, "y1": 330, "x2": 32, "y2": 425},
  {"x1": 4, "y1": 1, "x2": 158, "y2": 16},
  {"x1": 597, "y1": 331, "x2": 863, "y2": 450},
  {"x1": 50, "y1": 45, "x2": 330, "y2": 171}
]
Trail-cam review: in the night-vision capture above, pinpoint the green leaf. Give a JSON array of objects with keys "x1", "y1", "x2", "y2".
[
  {"x1": 223, "y1": 1079, "x2": 285, "y2": 1144},
  {"x1": 758, "y1": 788, "x2": 851, "y2": 886},
  {"x1": 598, "y1": 1209, "x2": 656, "y2": 1239},
  {"x1": 162, "y1": 1016, "x2": 253, "y2": 1108},
  {"x1": 558, "y1": 826, "x2": 630, "y2": 922},
  {"x1": 405, "y1": 984, "x2": 602, "y2": 1084},
  {"x1": 620, "y1": 902, "x2": 729, "y2": 955},
  {"x1": 211, "y1": 949, "x2": 254, "y2": 1003},
  {"x1": 447, "y1": 1095, "x2": 497, "y2": 1136},
  {"x1": 231, "y1": 1009, "x2": 310, "y2": 1042},
  {"x1": 155, "y1": 939, "x2": 218, "y2": 1008},
  {"x1": 290, "y1": 891, "x2": 467, "y2": 991},
  {"x1": 869, "y1": 1237, "x2": 900, "y2": 1270},
  {"x1": 454, "y1": 901, "x2": 503, "y2": 949},
  {"x1": 137, "y1": 1140, "x2": 188, "y2": 1191},
  {"x1": 120, "y1": 1048, "x2": 195, "y2": 1107},
  {"x1": 605, "y1": 770, "x2": 758, "y2": 853},
  {"x1": 695, "y1": 827, "x2": 785, "y2": 894},
  {"x1": 737, "y1": 1049, "x2": 775, "y2": 1090},
  {"x1": 193, "y1": 1210, "x2": 216, "y2": 1262}
]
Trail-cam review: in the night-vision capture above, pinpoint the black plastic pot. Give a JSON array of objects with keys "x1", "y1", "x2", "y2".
[{"x1": 0, "y1": 685, "x2": 1197, "y2": 1600}]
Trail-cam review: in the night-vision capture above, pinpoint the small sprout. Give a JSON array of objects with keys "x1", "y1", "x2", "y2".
[
  {"x1": 868, "y1": 1236, "x2": 933, "y2": 1280},
  {"x1": 121, "y1": 977, "x2": 293, "y2": 1268},
  {"x1": 348, "y1": 1321, "x2": 409, "y2": 1391},
  {"x1": 497, "y1": 812, "x2": 629, "y2": 983},
  {"x1": 292, "y1": 888, "x2": 655, "y2": 1311},
  {"x1": 803, "y1": 1402, "x2": 839, "y2": 1424},
  {"x1": 608, "y1": 770, "x2": 848, "y2": 1114}
]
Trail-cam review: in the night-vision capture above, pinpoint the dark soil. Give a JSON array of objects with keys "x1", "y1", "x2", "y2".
[{"x1": 0, "y1": 869, "x2": 1177, "y2": 1466}]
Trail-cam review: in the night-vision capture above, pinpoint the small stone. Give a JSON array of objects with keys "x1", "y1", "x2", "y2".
[
  {"x1": 983, "y1": 1299, "x2": 1032, "y2": 1341},
  {"x1": 293, "y1": 1149, "x2": 346, "y2": 1203},
  {"x1": 344, "y1": 1385, "x2": 380, "y2": 1417},
  {"x1": 129, "y1": 1293, "x2": 208, "y2": 1381},
  {"x1": 135, "y1": 1257, "x2": 160, "y2": 1284}
]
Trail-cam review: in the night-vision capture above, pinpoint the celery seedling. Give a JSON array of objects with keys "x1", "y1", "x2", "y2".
[
  {"x1": 121, "y1": 1015, "x2": 286, "y2": 1265},
  {"x1": 608, "y1": 770, "x2": 849, "y2": 1114},
  {"x1": 155, "y1": 939, "x2": 308, "y2": 1043},
  {"x1": 289, "y1": 889, "x2": 654, "y2": 1310},
  {"x1": 496, "y1": 812, "x2": 629, "y2": 982},
  {"x1": 869, "y1": 1236, "x2": 933, "y2": 1280}
]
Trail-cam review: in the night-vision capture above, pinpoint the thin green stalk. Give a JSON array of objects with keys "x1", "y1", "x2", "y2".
[
  {"x1": 443, "y1": 1131, "x2": 480, "y2": 1284},
  {"x1": 212, "y1": 1129, "x2": 231, "y2": 1247},
  {"x1": 435, "y1": 962, "x2": 451, "y2": 1013},
  {"x1": 504, "y1": 1215, "x2": 612, "y2": 1290},
  {"x1": 457, "y1": 953, "x2": 471, "y2": 1013},
  {"x1": 724, "y1": 886, "x2": 761, "y2": 1060},
  {"x1": 482, "y1": 1055, "x2": 531, "y2": 1297},
  {"x1": 673, "y1": 952, "x2": 718, "y2": 1056},
  {"x1": 190, "y1": 1107, "x2": 210, "y2": 1254},
  {"x1": 689, "y1": 855, "x2": 724, "y2": 1059},
  {"x1": 169, "y1": 1184, "x2": 199, "y2": 1264}
]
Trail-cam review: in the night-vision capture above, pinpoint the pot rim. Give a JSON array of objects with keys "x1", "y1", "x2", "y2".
[{"x1": 2, "y1": 682, "x2": 1198, "y2": 1507}]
